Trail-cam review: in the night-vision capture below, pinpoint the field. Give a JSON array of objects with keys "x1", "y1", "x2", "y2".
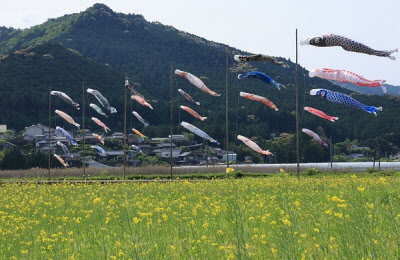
[{"x1": 1, "y1": 174, "x2": 400, "y2": 259}]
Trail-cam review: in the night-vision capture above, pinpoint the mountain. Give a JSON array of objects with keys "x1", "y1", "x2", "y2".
[
  {"x1": 330, "y1": 81, "x2": 400, "y2": 95},
  {"x1": 0, "y1": 3, "x2": 399, "y2": 161}
]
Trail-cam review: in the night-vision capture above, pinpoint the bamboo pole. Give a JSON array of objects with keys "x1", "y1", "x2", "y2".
[
  {"x1": 48, "y1": 85, "x2": 51, "y2": 180},
  {"x1": 296, "y1": 29, "x2": 300, "y2": 179},
  {"x1": 170, "y1": 62, "x2": 174, "y2": 178},
  {"x1": 82, "y1": 82, "x2": 86, "y2": 180},
  {"x1": 225, "y1": 47, "x2": 229, "y2": 168},
  {"x1": 123, "y1": 75, "x2": 127, "y2": 179}
]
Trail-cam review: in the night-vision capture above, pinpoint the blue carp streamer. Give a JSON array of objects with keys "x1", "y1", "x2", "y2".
[
  {"x1": 238, "y1": 71, "x2": 285, "y2": 90},
  {"x1": 310, "y1": 89, "x2": 382, "y2": 116}
]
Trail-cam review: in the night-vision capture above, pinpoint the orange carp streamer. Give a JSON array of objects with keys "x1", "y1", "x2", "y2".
[
  {"x1": 240, "y1": 92, "x2": 278, "y2": 111},
  {"x1": 180, "y1": 106, "x2": 207, "y2": 121}
]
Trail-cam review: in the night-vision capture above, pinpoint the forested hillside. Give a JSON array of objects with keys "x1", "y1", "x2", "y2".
[{"x1": 0, "y1": 3, "x2": 399, "y2": 162}]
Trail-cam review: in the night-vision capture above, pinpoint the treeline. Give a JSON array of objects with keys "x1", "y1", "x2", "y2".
[{"x1": 0, "y1": 4, "x2": 398, "y2": 163}]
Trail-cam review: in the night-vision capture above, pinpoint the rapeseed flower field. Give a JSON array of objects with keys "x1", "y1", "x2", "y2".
[{"x1": 1, "y1": 175, "x2": 399, "y2": 259}]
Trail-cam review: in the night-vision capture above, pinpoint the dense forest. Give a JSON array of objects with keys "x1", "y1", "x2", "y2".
[{"x1": 0, "y1": 3, "x2": 399, "y2": 163}]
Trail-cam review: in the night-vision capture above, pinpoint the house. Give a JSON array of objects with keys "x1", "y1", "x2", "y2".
[
  {"x1": 221, "y1": 151, "x2": 237, "y2": 163},
  {"x1": 177, "y1": 152, "x2": 199, "y2": 165},
  {"x1": 168, "y1": 135, "x2": 197, "y2": 146},
  {"x1": 0, "y1": 142, "x2": 17, "y2": 151},
  {"x1": 23, "y1": 124, "x2": 65, "y2": 141},
  {"x1": 0, "y1": 125, "x2": 7, "y2": 135},
  {"x1": 243, "y1": 156, "x2": 253, "y2": 164},
  {"x1": 153, "y1": 143, "x2": 181, "y2": 158}
]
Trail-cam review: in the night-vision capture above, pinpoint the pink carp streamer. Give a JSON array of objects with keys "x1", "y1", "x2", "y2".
[
  {"x1": 309, "y1": 68, "x2": 386, "y2": 92},
  {"x1": 180, "y1": 106, "x2": 207, "y2": 121},
  {"x1": 131, "y1": 95, "x2": 153, "y2": 109},
  {"x1": 237, "y1": 135, "x2": 273, "y2": 155},
  {"x1": 54, "y1": 154, "x2": 68, "y2": 167},
  {"x1": 240, "y1": 92, "x2": 278, "y2": 111},
  {"x1": 304, "y1": 106, "x2": 338, "y2": 122},
  {"x1": 91, "y1": 117, "x2": 111, "y2": 133},
  {"x1": 175, "y1": 69, "x2": 221, "y2": 97},
  {"x1": 55, "y1": 110, "x2": 80, "y2": 129}
]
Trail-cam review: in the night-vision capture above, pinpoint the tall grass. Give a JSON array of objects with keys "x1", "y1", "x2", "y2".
[{"x1": 0, "y1": 175, "x2": 400, "y2": 259}]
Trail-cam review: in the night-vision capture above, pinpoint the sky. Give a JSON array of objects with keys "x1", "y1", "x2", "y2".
[{"x1": 1, "y1": 0, "x2": 399, "y2": 85}]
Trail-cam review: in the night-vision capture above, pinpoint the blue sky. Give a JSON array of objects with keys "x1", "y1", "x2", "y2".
[{"x1": 1, "y1": 0, "x2": 399, "y2": 85}]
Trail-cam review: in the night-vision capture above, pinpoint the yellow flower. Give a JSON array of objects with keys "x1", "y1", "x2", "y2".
[
  {"x1": 271, "y1": 248, "x2": 278, "y2": 254},
  {"x1": 170, "y1": 245, "x2": 176, "y2": 250},
  {"x1": 282, "y1": 218, "x2": 291, "y2": 226},
  {"x1": 313, "y1": 228, "x2": 320, "y2": 233},
  {"x1": 133, "y1": 217, "x2": 141, "y2": 224},
  {"x1": 357, "y1": 186, "x2": 365, "y2": 192},
  {"x1": 366, "y1": 203, "x2": 374, "y2": 209},
  {"x1": 279, "y1": 168, "x2": 285, "y2": 173},
  {"x1": 93, "y1": 198, "x2": 101, "y2": 203},
  {"x1": 226, "y1": 167, "x2": 235, "y2": 173},
  {"x1": 315, "y1": 244, "x2": 320, "y2": 248},
  {"x1": 294, "y1": 201, "x2": 300, "y2": 206}
]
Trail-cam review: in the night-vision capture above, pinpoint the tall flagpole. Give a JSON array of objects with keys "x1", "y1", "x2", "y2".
[
  {"x1": 123, "y1": 75, "x2": 127, "y2": 179},
  {"x1": 48, "y1": 84, "x2": 51, "y2": 180},
  {"x1": 170, "y1": 62, "x2": 174, "y2": 178},
  {"x1": 296, "y1": 29, "x2": 300, "y2": 179},
  {"x1": 82, "y1": 82, "x2": 86, "y2": 180},
  {"x1": 225, "y1": 47, "x2": 229, "y2": 168}
]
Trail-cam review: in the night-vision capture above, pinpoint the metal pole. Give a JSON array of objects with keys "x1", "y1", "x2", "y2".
[
  {"x1": 82, "y1": 82, "x2": 86, "y2": 180},
  {"x1": 295, "y1": 29, "x2": 300, "y2": 179},
  {"x1": 225, "y1": 47, "x2": 229, "y2": 168},
  {"x1": 170, "y1": 62, "x2": 174, "y2": 178},
  {"x1": 48, "y1": 85, "x2": 51, "y2": 180},
  {"x1": 123, "y1": 75, "x2": 127, "y2": 179}
]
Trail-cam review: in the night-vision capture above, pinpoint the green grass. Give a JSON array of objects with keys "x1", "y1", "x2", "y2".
[{"x1": 1, "y1": 175, "x2": 400, "y2": 259}]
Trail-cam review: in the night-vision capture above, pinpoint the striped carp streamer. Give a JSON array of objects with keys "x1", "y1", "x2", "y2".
[
  {"x1": 309, "y1": 68, "x2": 386, "y2": 93},
  {"x1": 55, "y1": 110, "x2": 80, "y2": 129},
  {"x1": 234, "y1": 54, "x2": 289, "y2": 68},
  {"x1": 54, "y1": 154, "x2": 68, "y2": 167},
  {"x1": 132, "y1": 128, "x2": 145, "y2": 138},
  {"x1": 180, "y1": 106, "x2": 207, "y2": 121},
  {"x1": 92, "y1": 145, "x2": 107, "y2": 156},
  {"x1": 57, "y1": 141, "x2": 71, "y2": 157},
  {"x1": 301, "y1": 34, "x2": 397, "y2": 60},
  {"x1": 87, "y1": 88, "x2": 117, "y2": 113},
  {"x1": 92, "y1": 133, "x2": 105, "y2": 145},
  {"x1": 181, "y1": 121, "x2": 219, "y2": 145},
  {"x1": 310, "y1": 88, "x2": 382, "y2": 116},
  {"x1": 90, "y1": 103, "x2": 108, "y2": 118},
  {"x1": 175, "y1": 69, "x2": 221, "y2": 96},
  {"x1": 131, "y1": 95, "x2": 153, "y2": 110},
  {"x1": 56, "y1": 126, "x2": 77, "y2": 146},
  {"x1": 178, "y1": 89, "x2": 200, "y2": 105},
  {"x1": 238, "y1": 71, "x2": 285, "y2": 90},
  {"x1": 240, "y1": 92, "x2": 278, "y2": 111},
  {"x1": 132, "y1": 111, "x2": 149, "y2": 127},
  {"x1": 91, "y1": 117, "x2": 111, "y2": 133},
  {"x1": 304, "y1": 107, "x2": 338, "y2": 122},
  {"x1": 51, "y1": 91, "x2": 80, "y2": 110},
  {"x1": 302, "y1": 128, "x2": 328, "y2": 148},
  {"x1": 237, "y1": 135, "x2": 273, "y2": 155}
]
